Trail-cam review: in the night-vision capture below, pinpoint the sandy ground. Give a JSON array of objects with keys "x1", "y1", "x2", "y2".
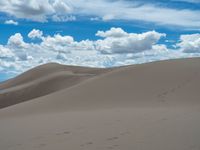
[
  {"x1": 0, "y1": 58, "x2": 200, "y2": 150},
  {"x1": 0, "y1": 63, "x2": 110, "y2": 108}
]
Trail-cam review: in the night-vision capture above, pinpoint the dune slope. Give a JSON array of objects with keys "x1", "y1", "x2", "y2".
[
  {"x1": 0, "y1": 58, "x2": 200, "y2": 150},
  {"x1": 0, "y1": 63, "x2": 110, "y2": 108}
]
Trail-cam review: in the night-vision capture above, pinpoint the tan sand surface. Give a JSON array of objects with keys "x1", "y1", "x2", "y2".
[
  {"x1": 0, "y1": 63, "x2": 110, "y2": 108},
  {"x1": 0, "y1": 58, "x2": 200, "y2": 150}
]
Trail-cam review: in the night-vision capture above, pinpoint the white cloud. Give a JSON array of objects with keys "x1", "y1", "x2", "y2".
[
  {"x1": 95, "y1": 28, "x2": 166, "y2": 54},
  {"x1": 173, "y1": 0, "x2": 200, "y2": 3},
  {"x1": 7, "y1": 33, "x2": 29, "y2": 60},
  {"x1": 0, "y1": 0, "x2": 200, "y2": 28},
  {"x1": 1, "y1": 27, "x2": 200, "y2": 78},
  {"x1": 8, "y1": 33, "x2": 27, "y2": 48},
  {"x1": 90, "y1": 17, "x2": 100, "y2": 21},
  {"x1": 102, "y1": 14, "x2": 115, "y2": 21},
  {"x1": 177, "y1": 34, "x2": 200, "y2": 53},
  {"x1": 0, "y1": 45, "x2": 15, "y2": 60},
  {"x1": 70, "y1": 0, "x2": 200, "y2": 28},
  {"x1": 0, "y1": 0, "x2": 54, "y2": 22},
  {"x1": 28, "y1": 29, "x2": 43, "y2": 39},
  {"x1": 41, "y1": 34, "x2": 74, "y2": 53},
  {"x1": 0, "y1": 0, "x2": 73, "y2": 22},
  {"x1": 52, "y1": 0, "x2": 72, "y2": 14},
  {"x1": 96, "y1": 27, "x2": 128, "y2": 38},
  {"x1": 52, "y1": 15, "x2": 76, "y2": 22},
  {"x1": 4, "y1": 20, "x2": 19, "y2": 25}
]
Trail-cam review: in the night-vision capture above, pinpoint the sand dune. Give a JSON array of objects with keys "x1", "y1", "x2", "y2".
[
  {"x1": 0, "y1": 58, "x2": 200, "y2": 150},
  {"x1": 0, "y1": 63, "x2": 110, "y2": 108}
]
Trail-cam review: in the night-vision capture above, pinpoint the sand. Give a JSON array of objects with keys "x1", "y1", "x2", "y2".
[
  {"x1": 0, "y1": 63, "x2": 111, "y2": 108},
  {"x1": 0, "y1": 58, "x2": 200, "y2": 150}
]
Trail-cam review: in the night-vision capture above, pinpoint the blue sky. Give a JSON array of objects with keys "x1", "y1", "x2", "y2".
[{"x1": 0, "y1": 0, "x2": 200, "y2": 81}]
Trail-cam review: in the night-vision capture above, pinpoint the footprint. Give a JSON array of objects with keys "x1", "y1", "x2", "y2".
[
  {"x1": 157, "y1": 91, "x2": 168, "y2": 99},
  {"x1": 56, "y1": 131, "x2": 71, "y2": 135},
  {"x1": 86, "y1": 142, "x2": 93, "y2": 145},
  {"x1": 161, "y1": 118, "x2": 168, "y2": 121},
  {"x1": 107, "y1": 137, "x2": 119, "y2": 141},
  {"x1": 80, "y1": 142, "x2": 93, "y2": 147},
  {"x1": 63, "y1": 131, "x2": 71, "y2": 134},
  {"x1": 162, "y1": 91, "x2": 168, "y2": 96}
]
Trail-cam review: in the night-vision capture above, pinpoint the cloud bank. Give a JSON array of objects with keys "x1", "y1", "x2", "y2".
[{"x1": 0, "y1": 27, "x2": 200, "y2": 77}]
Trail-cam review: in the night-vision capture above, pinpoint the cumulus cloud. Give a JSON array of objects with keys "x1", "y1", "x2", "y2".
[
  {"x1": 41, "y1": 34, "x2": 74, "y2": 48},
  {"x1": 0, "y1": 0, "x2": 200, "y2": 28},
  {"x1": 4, "y1": 20, "x2": 19, "y2": 25},
  {"x1": 95, "y1": 28, "x2": 166, "y2": 54},
  {"x1": 8, "y1": 33, "x2": 27, "y2": 48},
  {"x1": 0, "y1": 45, "x2": 15, "y2": 60},
  {"x1": 1, "y1": 27, "x2": 200, "y2": 78},
  {"x1": 177, "y1": 34, "x2": 200, "y2": 53},
  {"x1": 7, "y1": 33, "x2": 29, "y2": 60},
  {"x1": 96, "y1": 28, "x2": 128, "y2": 38},
  {"x1": 28, "y1": 29, "x2": 43, "y2": 39}
]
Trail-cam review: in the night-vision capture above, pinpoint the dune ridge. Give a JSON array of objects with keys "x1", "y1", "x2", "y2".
[{"x1": 0, "y1": 63, "x2": 111, "y2": 108}]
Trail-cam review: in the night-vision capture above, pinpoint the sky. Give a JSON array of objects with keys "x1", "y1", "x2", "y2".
[{"x1": 0, "y1": 0, "x2": 200, "y2": 81}]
